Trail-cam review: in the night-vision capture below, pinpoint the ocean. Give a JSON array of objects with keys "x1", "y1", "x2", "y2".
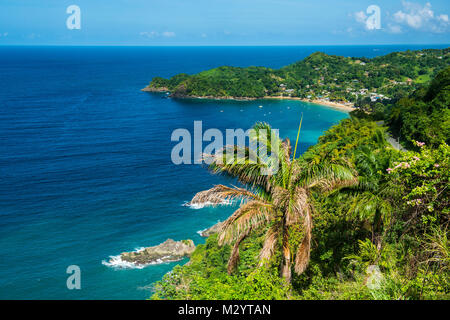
[{"x1": 0, "y1": 45, "x2": 446, "y2": 299}]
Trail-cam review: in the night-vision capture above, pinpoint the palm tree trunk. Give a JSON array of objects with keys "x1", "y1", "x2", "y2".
[
  {"x1": 281, "y1": 252, "x2": 292, "y2": 284},
  {"x1": 281, "y1": 222, "x2": 292, "y2": 284}
]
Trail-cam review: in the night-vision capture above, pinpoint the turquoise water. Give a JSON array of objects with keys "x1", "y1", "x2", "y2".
[{"x1": 0, "y1": 45, "x2": 444, "y2": 299}]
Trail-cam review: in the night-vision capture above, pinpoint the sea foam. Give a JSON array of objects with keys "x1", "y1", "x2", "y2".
[
  {"x1": 182, "y1": 200, "x2": 231, "y2": 209},
  {"x1": 102, "y1": 246, "x2": 183, "y2": 269}
]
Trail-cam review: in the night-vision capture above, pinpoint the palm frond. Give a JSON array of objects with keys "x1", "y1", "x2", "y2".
[
  {"x1": 272, "y1": 139, "x2": 293, "y2": 189},
  {"x1": 206, "y1": 145, "x2": 273, "y2": 190},
  {"x1": 259, "y1": 224, "x2": 280, "y2": 265},
  {"x1": 272, "y1": 186, "x2": 290, "y2": 212},
  {"x1": 295, "y1": 159, "x2": 358, "y2": 192},
  {"x1": 312, "y1": 174, "x2": 359, "y2": 193},
  {"x1": 354, "y1": 176, "x2": 379, "y2": 192},
  {"x1": 202, "y1": 122, "x2": 296, "y2": 191},
  {"x1": 218, "y1": 200, "x2": 273, "y2": 245},
  {"x1": 286, "y1": 187, "x2": 308, "y2": 226},
  {"x1": 347, "y1": 192, "x2": 391, "y2": 226}
]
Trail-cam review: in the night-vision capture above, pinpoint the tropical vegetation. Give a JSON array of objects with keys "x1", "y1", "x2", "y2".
[
  {"x1": 151, "y1": 60, "x2": 449, "y2": 301},
  {"x1": 145, "y1": 48, "x2": 449, "y2": 105}
]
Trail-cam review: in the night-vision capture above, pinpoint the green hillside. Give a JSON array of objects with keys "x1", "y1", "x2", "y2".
[
  {"x1": 145, "y1": 48, "x2": 449, "y2": 103},
  {"x1": 151, "y1": 66, "x2": 450, "y2": 301}
]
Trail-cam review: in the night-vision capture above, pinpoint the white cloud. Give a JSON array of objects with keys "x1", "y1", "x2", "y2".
[
  {"x1": 140, "y1": 31, "x2": 159, "y2": 38},
  {"x1": 162, "y1": 31, "x2": 176, "y2": 38},
  {"x1": 392, "y1": 1, "x2": 449, "y2": 33},
  {"x1": 140, "y1": 31, "x2": 176, "y2": 38},
  {"x1": 438, "y1": 14, "x2": 449, "y2": 22},
  {"x1": 354, "y1": 11, "x2": 367, "y2": 24}
]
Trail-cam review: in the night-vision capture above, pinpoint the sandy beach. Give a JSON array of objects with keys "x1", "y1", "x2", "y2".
[{"x1": 263, "y1": 96, "x2": 355, "y2": 112}]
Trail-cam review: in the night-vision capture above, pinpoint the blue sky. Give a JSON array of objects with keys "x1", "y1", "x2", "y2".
[{"x1": 0, "y1": 0, "x2": 449, "y2": 45}]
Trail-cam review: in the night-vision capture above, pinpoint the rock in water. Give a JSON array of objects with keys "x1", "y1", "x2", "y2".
[
  {"x1": 200, "y1": 221, "x2": 223, "y2": 237},
  {"x1": 119, "y1": 239, "x2": 195, "y2": 265}
]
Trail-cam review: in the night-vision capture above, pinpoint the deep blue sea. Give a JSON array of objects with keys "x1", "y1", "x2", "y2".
[{"x1": 0, "y1": 45, "x2": 447, "y2": 299}]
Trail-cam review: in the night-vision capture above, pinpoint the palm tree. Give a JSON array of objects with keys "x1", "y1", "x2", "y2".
[{"x1": 188, "y1": 118, "x2": 357, "y2": 284}]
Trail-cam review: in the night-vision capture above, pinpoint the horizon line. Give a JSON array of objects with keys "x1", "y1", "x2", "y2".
[{"x1": 0, "y1": 43, "x2": 449, "y2": 48}]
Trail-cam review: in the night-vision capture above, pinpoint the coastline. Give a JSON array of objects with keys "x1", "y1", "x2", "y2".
[
  {"x1": 141, "y1": 88, "x2": 354, "y2": 112},
  {"x1": 263, "y1": 96, "x2": 355, "y2": 112}
]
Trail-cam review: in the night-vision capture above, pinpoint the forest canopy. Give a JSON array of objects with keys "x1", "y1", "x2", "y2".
[
  {"x1": 145, "y1": 48, "x2": 449, "y2": 104},
  {"x1": 151, "y1": 66, "x2": 449, "y2": 300}
]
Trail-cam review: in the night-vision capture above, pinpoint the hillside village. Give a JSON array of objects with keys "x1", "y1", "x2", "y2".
[{"x1": 145, "y1": 48, "x2": 449, "y2": 111}]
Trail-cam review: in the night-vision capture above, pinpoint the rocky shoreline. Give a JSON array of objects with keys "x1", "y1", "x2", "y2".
[
  {"x1": 141, "y1": 86, "x2": 169, "y2": 93},
  {"x1": 199, "y1": 221, "x2": 223, "y2": 237},
  {"x1": 117, "y1": 239, "x2": 196, "y2": 266},
  {"x1": 105, "y1": 221, "x2": 225, "y2": 269}
]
